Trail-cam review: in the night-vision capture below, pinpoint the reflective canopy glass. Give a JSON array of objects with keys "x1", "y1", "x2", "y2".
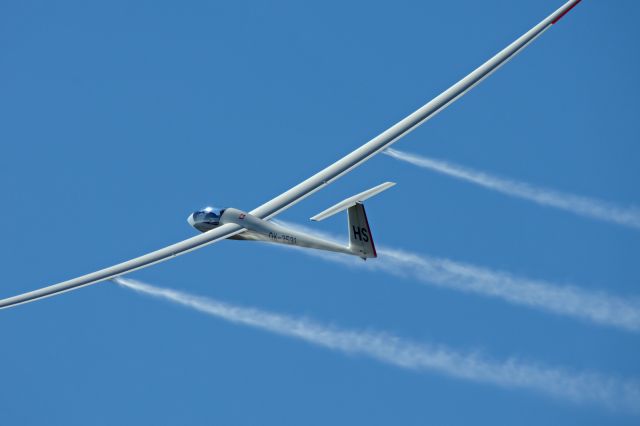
[{"x1": 193, "y1": 207, "x2": 224, "y2": 223}]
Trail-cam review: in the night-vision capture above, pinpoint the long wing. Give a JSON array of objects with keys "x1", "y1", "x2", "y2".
[
  {"x1": 1, "y1": 1, "x2": 581, "y2": 310},
  {"x1": 0, "y1": 223, "x2": 244, "y2": 309},
  {"x1": 250, "y1": 0, "x2": 582, "y2": 220}
]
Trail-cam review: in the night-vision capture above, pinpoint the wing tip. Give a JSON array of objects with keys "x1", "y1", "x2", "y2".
[{"x1": 551, "y1": 0, "x2": 582, "y2": 25}]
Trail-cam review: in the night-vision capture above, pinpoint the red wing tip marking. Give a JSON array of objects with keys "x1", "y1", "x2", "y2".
[{"x1": 551, "y1": 0, "x2": 582, "y2": 25}]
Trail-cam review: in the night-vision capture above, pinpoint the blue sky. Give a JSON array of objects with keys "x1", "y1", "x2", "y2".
[{"x1": 1, "y1": 0, "x2": 639, "y2": 424}]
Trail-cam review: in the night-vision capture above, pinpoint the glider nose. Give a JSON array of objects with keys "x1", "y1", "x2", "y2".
[{"x1": 187, "y1": 213, "x2": 196, "y2": 227}]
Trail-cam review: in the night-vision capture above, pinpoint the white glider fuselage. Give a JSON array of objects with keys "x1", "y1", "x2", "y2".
[
  {"x1": 193, "y1": 208, "x2": 355, "y2": 256},
  {"x1": 186, "y1": 182, "x2": 396, "y2": 259},
  {"x1": 188, "y1": 206, "x2": 372, "y2": 259}
]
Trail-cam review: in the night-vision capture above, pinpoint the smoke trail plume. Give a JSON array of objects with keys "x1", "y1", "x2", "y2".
[
  {"x1": 384, "y1": 148, "x2": 640, "y2": 230},
  {"x1": 274, "y1": 220, "x2": 640, "y2": 332},
  {"x1": 116, "y1": 277, "x2": 640, "y2": 414}
]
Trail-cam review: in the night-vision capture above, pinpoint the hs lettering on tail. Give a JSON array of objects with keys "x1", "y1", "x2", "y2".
[{"x1": 352, "y1": 226, "x2": 369, "y2": 242}]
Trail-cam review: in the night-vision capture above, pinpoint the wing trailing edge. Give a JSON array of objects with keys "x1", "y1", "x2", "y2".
[
  {"x1": 249, "y1": 0, "x2": 582, "y2": 221},
  {"x1": 0, "y1": 223, "x2": 244, "y2": 310}
]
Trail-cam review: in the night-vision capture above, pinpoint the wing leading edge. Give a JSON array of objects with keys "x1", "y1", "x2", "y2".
[
  {"x1": 0, "y1": 223, "x2": 244, "y2": 309},
  {"x1": 0, "y1": 0, "x2": 582, "y2": 310},
  {"x1": 250, "y1": 0, "x2": 581, "y2": 220}
]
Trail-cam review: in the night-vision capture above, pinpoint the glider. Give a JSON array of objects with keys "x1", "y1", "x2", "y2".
[{"x1": 0, "y1": 0, "x2": 582, "y2": 309}]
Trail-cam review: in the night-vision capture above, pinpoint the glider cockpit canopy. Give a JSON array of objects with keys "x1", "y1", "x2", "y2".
[{"x1": 188, "y1": 207, "x2": 225, "y2": 232}]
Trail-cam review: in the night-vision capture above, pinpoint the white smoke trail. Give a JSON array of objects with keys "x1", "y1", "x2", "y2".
[
  {"x1": 384, "y1": 148, "x2": 640, "y2": 230},
  {"x1": 115, "y1": 277, "x2": 640, "y2": 414},
  {"x1": 274, "y1": 220, "x2": 640, "y2": 332}
]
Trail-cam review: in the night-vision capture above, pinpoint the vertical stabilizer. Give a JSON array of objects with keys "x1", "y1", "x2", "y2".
[{"x1": 348, "y1": 203, "x2": 377, "y2": 259}]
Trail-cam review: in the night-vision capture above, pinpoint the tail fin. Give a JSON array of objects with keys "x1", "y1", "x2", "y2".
[
  {"x1": 310, "y1": 181, "x2": 393, "y2": 259},
  {"x1": 348, "y1": 203, "x2": 377, "y2": 259}
]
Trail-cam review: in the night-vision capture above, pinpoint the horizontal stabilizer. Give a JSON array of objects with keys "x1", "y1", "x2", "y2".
[{"x1": 311, "y1": 182, "x2": 395, "y2": 221}]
